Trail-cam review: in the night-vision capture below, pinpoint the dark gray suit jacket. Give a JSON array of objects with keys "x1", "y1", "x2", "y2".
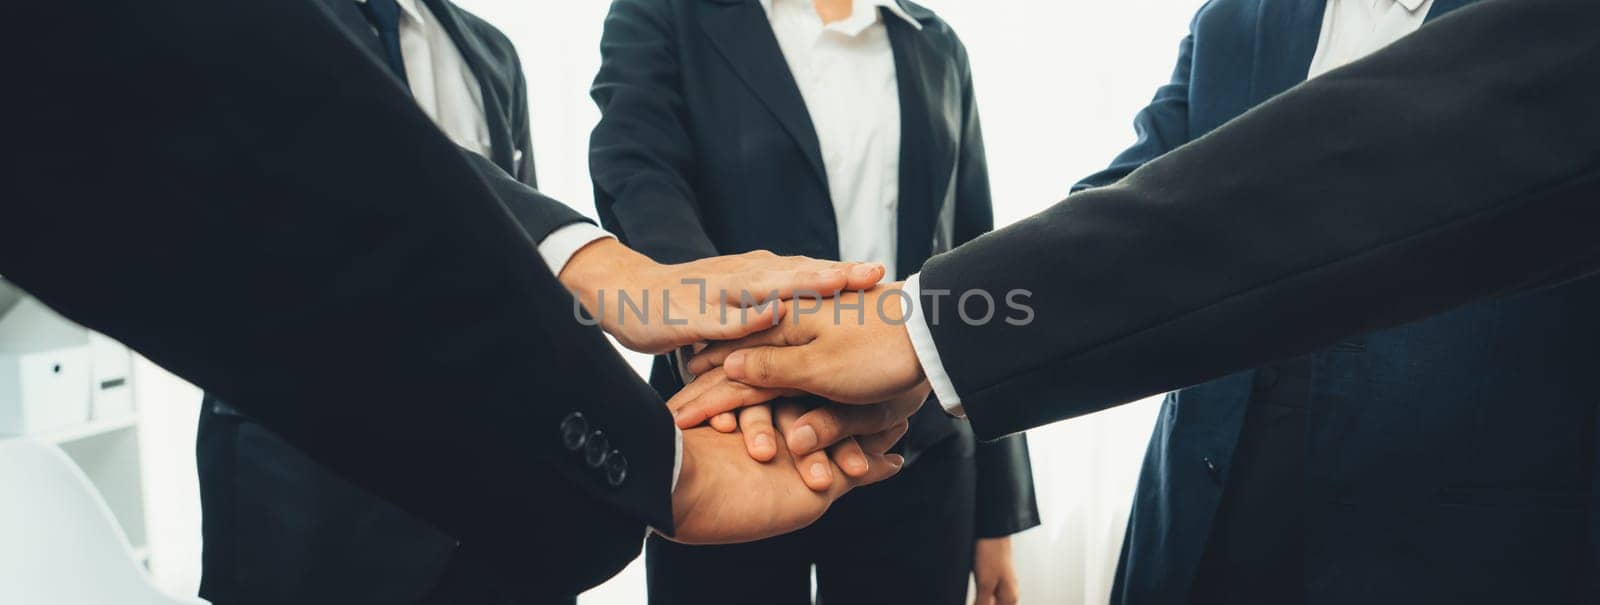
[
  {"x1": 589, "y1": 0, "x2": 1039, "y2": 540},
  {"x1": 195, "y1": 1, "x2": 570, "y2": 603},
  {"x1": 4, "y1": 0, "x2": 674, "y2": 597},
  {"x1": 920, "y1": 2, "x2": 1600, "y2": 599},
  {"x1": 918, "y1": 0, "x2": 1600, "y2": 439}
]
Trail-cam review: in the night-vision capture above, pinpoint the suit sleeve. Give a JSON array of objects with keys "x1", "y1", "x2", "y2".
[
  {"x1": 1072, "y1": 10, "x2": 1200, "y2": 192},
  {"x1": 3, "y1": 0, "x2": 673, "y2": 596},
  {"x1": 948, "y1": 43, "x2": 1041, "y2": 537},
  {"x1": 589, "y1": 0, "x2": 721, "y2": 264},
  {"x1": 510, "y1": 51, "x2": 539, "y2": 190},
  {"x1": 916, "y1": 0, "x2": 1600, "y2": 440}
]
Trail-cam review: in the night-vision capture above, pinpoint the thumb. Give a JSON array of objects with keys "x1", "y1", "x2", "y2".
[
  {"x1": 724, "y1": 345, "x2": 817, "y2": 391},
  {"x1": 973, "y1": 576, "x2": 998, "y2": 605},
  {"x1": 837, "y1": 452, "x2": 904, "y2": 497}
]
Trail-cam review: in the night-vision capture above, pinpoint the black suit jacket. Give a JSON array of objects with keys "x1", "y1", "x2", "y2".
[
  {"x1": 3, "y1": 0, "x2": 675, "y2": 596},
  {"x1": 913, "y1": 0, "x2": 1600, "y2": 444},
  {"x1": 196, "y1": 1, "x2": 572, "y2": 602},
  {"x1": 588, "y1": 0, "x2": 1038, "y2": 537}
]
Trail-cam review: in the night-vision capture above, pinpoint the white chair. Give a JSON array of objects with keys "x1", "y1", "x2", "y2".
[{"x1": 0, "y1": 438, "x2": 207, "y2": 605}]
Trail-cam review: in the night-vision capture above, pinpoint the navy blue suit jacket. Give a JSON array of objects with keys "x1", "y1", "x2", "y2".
[{"x1": 1077, "y1": 1, "x2": 1600, "y2": 603}]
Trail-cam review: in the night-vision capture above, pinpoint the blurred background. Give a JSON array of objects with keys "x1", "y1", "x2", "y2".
[{"x1": 34, "y1": 1, "x2": 1206, "y2": 603}]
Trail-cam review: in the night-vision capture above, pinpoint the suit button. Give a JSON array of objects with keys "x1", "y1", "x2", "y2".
[
  {"x1": 584, "y1": 431, "x2": 610, "y2": 468},
  {"x1": 1203, "y1": 457, "x2": 1221, "y2": 482},
  {"x1": 605, "y1": 451, "x2": 628, "y2": 487},
  {"x1": 560, "y1": 413, "x2": 588, "y2": 451},
  {"x1": 1253, "y1": 366, "x2": 1281, "y2": 392}
]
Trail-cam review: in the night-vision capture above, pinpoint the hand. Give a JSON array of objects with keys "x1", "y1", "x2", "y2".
[
  {"x1": 685, "y1": 284, "x2": 924, "y2": 403},
  {"x1": 558, "y1": 239, "x2": 885, "y2": 354},
  {"x1": 672, "y1": 366, "x2": 927, "y2": 458},
  {"x1": 668, "y1": 424, "x2": 903, "y2": 545},
  {"x1": 703, "y1": 399, "x2": 911, "y2": 491},
  {"x1": 669, "y1": 286, "x2": 928, "y2": 453},
  {"x1": 972, "y1": 536, "x2": 1020, "y2": 605}
]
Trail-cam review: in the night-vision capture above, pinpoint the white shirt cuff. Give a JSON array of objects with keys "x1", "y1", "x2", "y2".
[
  {"x1": 671, "y1": 426, "x2": 683, "y2": 493},
  {"x1": 901, "y1": 274, "x2": 965, "y2": 417},
  {"x1": 647, "y1": 426, "x2": 684, "y2": 540},
  {"x1": 537, "y1": 223, "x2": 613, "y2": 276}
]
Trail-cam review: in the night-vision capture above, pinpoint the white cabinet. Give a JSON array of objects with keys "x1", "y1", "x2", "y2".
[{"x1": 0, "y1": 282, "x2": 150, "y2": 564}]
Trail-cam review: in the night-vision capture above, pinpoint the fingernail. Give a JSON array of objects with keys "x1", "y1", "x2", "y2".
[
  {"x1": 753, "y1": 433, "x2": 772, "y2": 451},
  {"x1": 887, "y1": 454, "x2": 905, "y2": 468},
  {"x1": 845, "y1": 455, "x2": 867, "y2": 475},
  {"x1": 810, "y1": 462, "x2": 829, "y2": 482},
  {"x1": 854, "y1": 264, "x2": 880, "y2": 278},
  {"x1": 789, "y1": 425, "x2": 819, "y2": 454},
  {"x1": 725, "y1": 351, "x2": 746, "y2": 378}
]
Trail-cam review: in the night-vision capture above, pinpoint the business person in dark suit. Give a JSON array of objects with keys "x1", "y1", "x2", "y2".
[
  {"x1": 4, "y1": 0, "x2": 906, "y2": 600},
  {"x1": 195, "y1": 1, "x2": 561, "y2": 603},
  {"x1": 590, "y1": 1, "x2": 1038, "y2": 603},
  {"x1": 671, "y1": 0, "x2": 1600, "y2": 603},
  {"x1": 1066, "y1": 0, "x2": 1598, "y2": 603}
]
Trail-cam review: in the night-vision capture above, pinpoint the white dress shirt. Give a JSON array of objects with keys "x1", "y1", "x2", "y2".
[
  {"x1": 356, "y1": 0, "x2": 494, "y2": 159},
  {"x1": 906, "y1": 0, "x2": 1438, "y2": 416},
  {"x1": 761, "y1": 0, "x2": 922, "y2": 279},
  {"x1": 1307, "y1": 0, "x2": 1434, "y2": 79}
]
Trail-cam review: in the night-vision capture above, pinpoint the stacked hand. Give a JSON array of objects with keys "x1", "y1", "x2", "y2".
[
  {"x1": 557, "y1": 239, "x2": 920, "y2": 543},
  {"x1": 562, "y1": 244, "x2": 1015, "y2": 602},
  {"x1": 668, "y1": 286, "x2": 932, "y2": 489}
]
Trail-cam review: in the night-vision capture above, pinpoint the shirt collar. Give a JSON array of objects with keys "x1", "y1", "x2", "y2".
[
  {"x1": 760, "y1": 0, "x2": 924, "y2": 34},
  {"x1": 1394, "y1": 0, "x2": 1427, "y2": 13},
  {"x1": 354, "y1": 0, "x2": 425, "y2": 24}
]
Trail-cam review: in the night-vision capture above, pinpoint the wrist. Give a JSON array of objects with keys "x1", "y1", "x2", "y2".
[
  {"x1": 670, "y1": 430, "x2": 700, "y2": 530},
  {"x1": 559, "y1": 238, "x2": 655, "y2": 317},
  {"x1": 885, "y1": 283, "x2": 926, "y2": 383}
]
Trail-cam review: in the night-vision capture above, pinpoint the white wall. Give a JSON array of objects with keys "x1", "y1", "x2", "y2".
[{"x1": 135, "y1": 0, "x2": 1207, "y2": 602}]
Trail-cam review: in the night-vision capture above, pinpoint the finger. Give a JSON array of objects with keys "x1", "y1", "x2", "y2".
[
  {"x1": 828, "y1": 438, "x2": 870, "y2": 479},
  {"x1": 787, "y1": 403, "x2": 899, "y2": 456},
  {"x1": 687, "y1": 320, "x2": 808, "y2": 376},
  {"x1": 695, "y1": 299, "x2": 785, "y2": 342},
  {"x1": 667, "y1": 367, "x2": 732, "y2": 419},
  {"x1": 667, "y1": 367, "x2": 790, "y2": 428},
  {"x1": 737, "y1": 405, "x2": 777, "y2": 462},
  {"x1": 671, "y1": 376, "x2": 795, "y2": 429},
  {"x1": 723, "y1": 346, "x2": 821, "y2": 391},
  {"x1": 715, "y1": 264, "x2": 859, "y2": 305},
  {"x1": 775, "y1": 403, "x2": 835, "y2": 492},
  {"x1": 709, "y1": 412, "x2": 737, "y2": 433},
  {"x1": 997, "y1": 582, "x2": 1019, "y2": 605},
  {"x1": 857, "y1": 420, "x2": 910, "y2": 456},
  {"x1": 973, "y1": 588, "x2": 996, "y2": 605},
  {"x1": 840, "y1": 451, "x2": 903, "y2": 493},
  {"x1": 843, "y1": 262, "x2": 887, "y2": 291}
]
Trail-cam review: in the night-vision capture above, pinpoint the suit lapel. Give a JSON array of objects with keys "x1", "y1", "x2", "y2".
[
  {"x1": 421, "y1": 0, "x2": 518, "y2": 176},
  {"x1": 697, "y1": 0, "x2": 829, "y2": 192},
  {"x1": 886, "y1": 12, "x2": 948, "y2": 278},
  {"x1": 1425, "y1": 0, "x2": 1473, "y2": 21},
  {"x1": 318, "y1": 0, "x2": 388, "y2": 58},
  {"x1": 1252, "y1": 0, "x2": 1328, "y2": 103}
]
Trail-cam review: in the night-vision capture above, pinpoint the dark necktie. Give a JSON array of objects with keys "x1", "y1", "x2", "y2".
[{"x1": 357, "y1": 0, "x2": 410, "y2": 87}]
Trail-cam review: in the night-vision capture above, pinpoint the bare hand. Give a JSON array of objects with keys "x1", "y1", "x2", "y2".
[
  {"x1": 558, "y1": 240, "x2": 885, "y2": 354},
  {"x1": 973, "y1": 536, "x2": 1020, "y2": 605},
  {"x1": 668, "y1": 425, "x2": 903, "y2": 544}
]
